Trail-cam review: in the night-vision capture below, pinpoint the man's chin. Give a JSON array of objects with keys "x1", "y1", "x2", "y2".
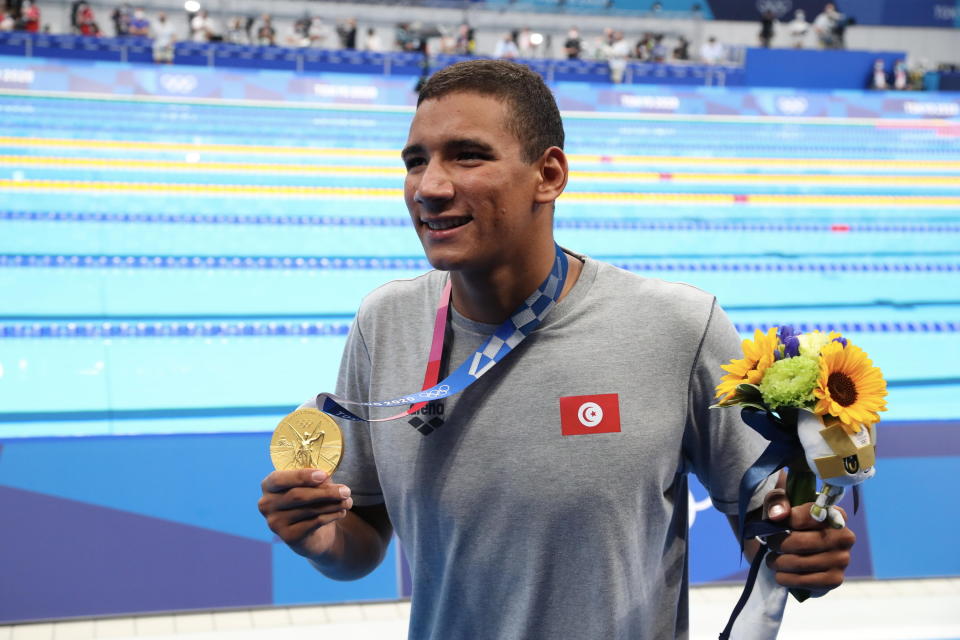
[{"x1": 423, "y1": 254, "x2": 461, "y2": 272}]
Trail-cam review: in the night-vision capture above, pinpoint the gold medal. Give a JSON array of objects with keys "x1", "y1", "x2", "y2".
[{"x1": 270, "y1": 408, "x2": 343, "y2": 474}]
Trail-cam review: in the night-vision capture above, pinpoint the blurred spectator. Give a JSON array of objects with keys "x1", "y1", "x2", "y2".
[
  {"x1": 563, "y1": 27, "x2": 582, "y2": 60},
  {"x1": 0, "y1": 10, "x2": 13, "y2": 31},
  {"x1": 603, "y1": 30, "x2": 629, "y2": 83},
  {"x1": 111, "y1": 3, "x2": 130, "y2": 36},
  {"x1": 455, "y1": 23, "x2": 475, "y2": 55},
  {"x1": 870, "y1": 58, "x2": 888, "y2": 90},
  {"x1": 152, "y1": 11, "x2": 175, "y2": 63},
  {"x1": 337, "y1": 18, "x2": 356, "y2": 49},
  {"x1": 650, "y1": 34, "x2": 667, "y2": 62},
  {"x1": 76, "y1": 1, "x2": 99, "y2": 36},
  {"x1": 395, "y1": 22, "x2": 413, "y2": 51},
  {"x1": 814, "y1": 2, "x2": 843, "y2": 49},
  {"x1": 593, "y1": 27, "x2": 612, "y2": 59},
  {"x1": 493, "y1": 32, "x2": 518, "y2": 59},
  {"x1": 190, "y1": 10, "x2": 218, "y2": 43},
  {"x1": 128, "y1": 8, "x2": 149, "y2": 37},
  {"x1": 69, "y1": 0, "x2": 81, "y2": 33},
  {"x1": 364, "y1": 27, "x2": 383, "y2": 52},
  {"x1": 255, "y1": 14, "x2": 275, "y2": 46},
  {"x1": 699, "y1": 35, "x2": 724, "y2": 64},
  {"x1": 633, "y1": 32, "x2": 653, "y2": 60},
  {"x1": 2, "y1": 0, "x2": 21, "y2": 22},
  {"x1": 788, "y1": 9, "x2": 809, "y2": 48},
  {"x1": 21, "y1": 0, "x2": 39, "y2": 32},
  {"x1": 517, "y1": 27, "x2": 534, "y2": 57},
  {"x1": 893, "y1": 59, "x2": 908, "y2": 90},
  {"x1": 673, "y1": 35, "x2": 690, "y2": 60},
  {"x1": 284, "y1": 15, "x2": 309, "y2": 47},
  {"x1": 438, "y1": 31, "x2": 456, "y2": 54},
  {"x1": 226, "y1": 16, "x2": 250, "y2": 44},
  {"x1": 309, "y1": 17, "x2": 333, "y2": 48},
  {"x1": 758, "y1": 10, "x2": 774, "y2": 48}
]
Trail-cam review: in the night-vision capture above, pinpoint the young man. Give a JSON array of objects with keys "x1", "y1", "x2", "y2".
[{"x1": 259, "y1": 60, "x2": 854, "y2": 639}]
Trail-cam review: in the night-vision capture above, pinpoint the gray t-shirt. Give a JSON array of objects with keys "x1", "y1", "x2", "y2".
[{"x1": 328, "y1": 254, "x2": 772, "y2": 640}]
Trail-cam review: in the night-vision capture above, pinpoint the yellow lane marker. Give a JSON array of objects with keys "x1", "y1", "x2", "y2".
[
  {"x1": 0, "y1": 179, "x2": 398, "y2": 196},
  {"x1": 1, "y1": 156, "x2": 958, "y2": 185},
  {"x1": 0, "y1": 155, "x2": 405, "y2": 176},
  {"x1": 3, "y1": 137, "x2": 960, "y2": 171},
  {"x1": 0, "y1": 136, "x2": 397, "y2": 158}
]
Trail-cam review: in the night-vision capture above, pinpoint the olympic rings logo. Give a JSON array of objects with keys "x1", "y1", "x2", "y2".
[
  {"x1": 160, "y1": 74, "x2": 198, "y2": 94},
  {"x1": 577, "y1": 402, "x2": 604, "y2": 428},
  {"x1": 421, "y1": 385, "x2": 450, "y2": 399},
  {"x1": 776, "y1": 96, "x2": 809, "y2": 115},
  {"x1": 756, "y1": 0, "x2": 791, "y2": 18}
]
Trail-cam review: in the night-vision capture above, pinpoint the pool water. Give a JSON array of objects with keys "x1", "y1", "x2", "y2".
[{"x1": 1, "y1": 92, "x2": 958, "y2": 437}]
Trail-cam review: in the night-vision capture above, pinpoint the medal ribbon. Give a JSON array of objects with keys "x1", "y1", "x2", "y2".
[{"x1": 318, "y1": 244, "x2": 569, "y2": 422}]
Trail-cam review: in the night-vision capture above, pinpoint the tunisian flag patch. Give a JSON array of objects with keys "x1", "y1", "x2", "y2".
[{"x1": 559, "y1": 394, "x2": 621, "y2": 436}]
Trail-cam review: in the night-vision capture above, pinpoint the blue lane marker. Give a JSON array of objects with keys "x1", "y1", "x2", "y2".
[
  {"x1": 2, "y1": 211, "x2": 959, "y2": 233},
  {"x1": 0, "y1": 320, "x2": 956, "y2": 339},
  {"x1": 0, "y1": 322, "x2": 352, "y2": 338},
  {"x1": 0, "y1": 254, "x2": 958, "y2": 272}
]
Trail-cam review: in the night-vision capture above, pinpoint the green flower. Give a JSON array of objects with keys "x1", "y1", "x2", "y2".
[{"x1": 759, "y1": 355, "x2": 821, "y2": 410}]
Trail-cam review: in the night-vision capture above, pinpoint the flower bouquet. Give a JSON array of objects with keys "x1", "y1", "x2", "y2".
[
  {"x1": 712, "y1": 326, "x2": 887, "y2": 632},
  {"x1": 712, "y1": 325, "x2": 887, "y2": 533}
]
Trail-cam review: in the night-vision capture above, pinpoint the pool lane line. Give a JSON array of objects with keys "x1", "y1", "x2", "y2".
[
  {"x1": 5, "y1": 87, "x2": 959, "y2": 129},
  {"x1": 2, "y1": 254, "x2": 958, "y2": 272},
  {"x1": 4, "y1": 156, "x2": 959, "y2": 187},
  {"x1": 4, "y1": 179, "x2": 960, "y2": 207},
  {"x1": 0, "y1": 155, "x2": 407, "y2": 176},
  {"x1": 3, "y1": 136, "x2": 960, "y2": 171},
  {"x1": 5, "y1": 211, "x2": 960, "y2": 232},
  {"x1": 4, "y1": 299, "x2": 958, "y2": 323},
  {"x1": 2, "y1": 319, "x2": 958, "y2": 340}
]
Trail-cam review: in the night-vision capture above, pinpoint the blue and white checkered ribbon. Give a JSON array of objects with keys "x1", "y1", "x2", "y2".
[{"x1": 318, "y1": 244, "x2": 570, "y2": 422}]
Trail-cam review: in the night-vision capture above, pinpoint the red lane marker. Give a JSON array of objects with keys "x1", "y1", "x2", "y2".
[
  {"x1": 831, "y1": 224, "x2": 851, "y2": 232},
  {"x1": 734, "y1": 194, "x2": 749, "y2": 203},
  {"x1": 599, "y1": 155, "x2": 613, "y2": 163},
  {"x1": 659, "y1": 172, "x2": 673, "y2": 181}
]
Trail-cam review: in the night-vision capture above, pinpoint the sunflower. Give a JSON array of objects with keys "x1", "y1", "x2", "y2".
[
  {"x1": 813, "y1": 340, "x2": 887, "y2": 433},
  {"x1": 714, "y1": 327, "x2": 779, "y2": 404}
]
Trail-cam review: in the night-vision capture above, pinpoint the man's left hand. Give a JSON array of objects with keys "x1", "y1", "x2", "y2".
[{"x1": 762, "y1": 488, "x2": 856, "y2": 594}]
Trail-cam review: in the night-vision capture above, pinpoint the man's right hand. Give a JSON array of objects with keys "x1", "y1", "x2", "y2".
[{"x1": 258, "y1": 469, "x2": 353, "y2": 560}]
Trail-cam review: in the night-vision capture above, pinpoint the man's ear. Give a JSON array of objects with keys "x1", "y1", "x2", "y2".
[{"x1": 534, "y1": 146, "x2": 569, "y2": 204}]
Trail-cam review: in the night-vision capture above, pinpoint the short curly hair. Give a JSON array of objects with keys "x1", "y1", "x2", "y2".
[{"x1": 416, "y1": 59, "x2": 565, "y2": 164}]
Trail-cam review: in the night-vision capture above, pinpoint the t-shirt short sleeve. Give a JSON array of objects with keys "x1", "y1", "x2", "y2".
[
  {"x1": 683, "y1": 300, "x2": 777, "y2": 516},
  {"x1": 307, "y1": 317, "x2": 385, "y2": 507}
]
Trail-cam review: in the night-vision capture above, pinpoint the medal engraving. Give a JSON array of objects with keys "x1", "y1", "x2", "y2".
[{"x1": 270, "y1": 408, "x2": 343, "y2": 474}]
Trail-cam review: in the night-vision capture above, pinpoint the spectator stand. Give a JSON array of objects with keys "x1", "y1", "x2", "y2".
[{"x1": 1, "y1": 31, "x2": 929, "y2": 92}]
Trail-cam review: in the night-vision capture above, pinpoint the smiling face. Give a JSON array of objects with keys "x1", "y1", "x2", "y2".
[{"x1": 402, "y1": 91, "x2": 557, "y2": 276}]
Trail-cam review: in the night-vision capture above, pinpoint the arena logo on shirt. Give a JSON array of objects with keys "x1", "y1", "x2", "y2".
[
  {"x1": 409, "y1": 401, "x2": 444, "y2": 436},
  {"x1": 559, "y1": 394, "x2": 621, "y2": 436}
]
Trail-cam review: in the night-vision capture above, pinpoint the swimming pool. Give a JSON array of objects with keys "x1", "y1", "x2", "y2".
[
  {"x1": 2, "y1": 59, "x2": 960, "y2": 624},
  {"x1": 1, "y1": 89, "x2": 957, "y2": 438}
]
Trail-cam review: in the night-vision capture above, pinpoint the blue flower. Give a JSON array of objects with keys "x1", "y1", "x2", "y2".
[{"x1": 778, "y1": 325, "x2": 801, "y2": 358}]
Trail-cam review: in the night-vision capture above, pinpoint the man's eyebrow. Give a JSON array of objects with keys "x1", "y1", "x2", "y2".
[
  {"x1": 400, "y1": 139, "x2": 496, "y2": 160},
  {"x1": 445, "y1": 138, "x2": 495, "y2": 154},
  {"x1": 400, "y1": 143, "x2": 425, "y2": 160}
]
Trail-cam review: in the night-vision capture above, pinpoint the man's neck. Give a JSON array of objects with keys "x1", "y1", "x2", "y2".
[{"x1": 449, "y1": 247, "x2": 583, "y2": 325}]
